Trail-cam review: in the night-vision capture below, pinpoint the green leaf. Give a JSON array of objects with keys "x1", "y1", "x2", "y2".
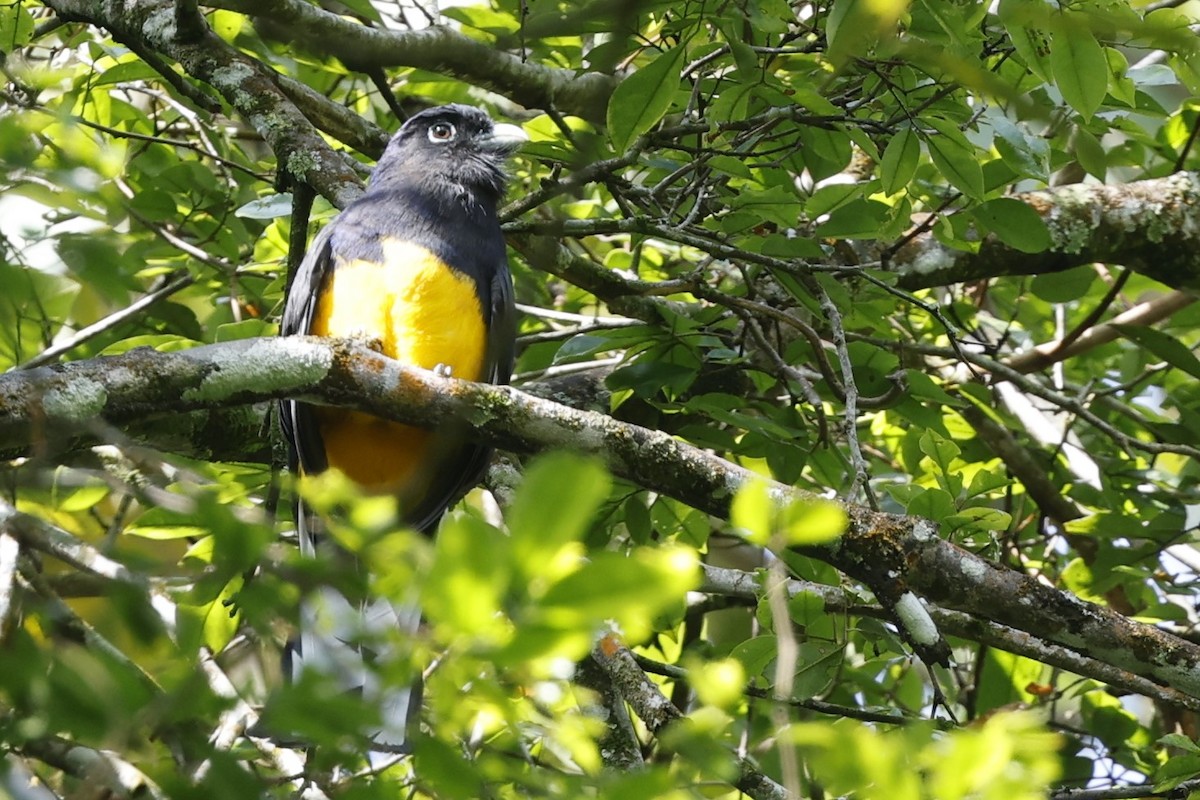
[
  {"x1": 1050, "y1": 29, "x2": 1108, "y2": 121},
  {"x1": 203, "y1": 577, "x2": 242, "y2": 651},
  {"x1": 100, "y1": 334, "x2": 202, "y2": 354},
  {"x1": 93, "y1": 60, "x2": 161, "y2": 87},
  {"x1": 126, "y1": 525, "x2": 210, "y2": 540},
  {"x1": 922, "y1": 118, "x2": 984, "y2": 199},
  {"x1": 0, "y1": 263, "x2": 79, "y2": 369},
  {"x1": 965, "y1": 467, "x2": 1010, "y2": 500},
  {"x1": 1159, "y1": 733, "x2": 1200, "y2": 753},
  {"x1": 826, "y1": 0, "x2": 905, "y2": 65},
  {"x1": 500, "y1": 546, "x2": 697, "y2": 659},
  {"x1": 972, "y1": 198, "x2": 1051, "y2": 253},
  {"x1": 507, "y1": 453, "x2": 611, "y2": 566},
  {"x1": 56, "y1": 235, "x2": 136, "y2": 303},
  {"x1": 807, "y1": 183, "x2": 863, "y2": 217},
  {"x1": 727, "y1": 37, "x2": 760, "y2": 77},
  {"x1": 553, "y1": 333, "x2": 615, "y2": 364},
  {"x1": 178, "y1": 576, "x2": 242, "y2": 652},
  {"x1": 607, "y1": 45, "x2": 687, "y2": 153},
  {"x1": 441, "y1": 4, "x2": 519, "y2": 34},
  {"x1": 918, "y1": 429, "x2": 960, "y2": 473},
  {"x1": 780, "y1": 499, "x2": 846, "y2": 545},
  {"x1": 814, "y1": 198, "x2": 892, "y2": 239},
  {"x1": 731, "y1": 478, "x2": 772, "y2": 545},
  {"x1": 0, "y1": 3, "x2": 35, "y2": 50},
  {"x1": 732, "y1": 479, "x2": 845, "y2": 546},
  {"x1": 622, "y1": 495, "x2": 652, "y2": 544},
  {"x1": 425, "y1": 514, "x2": 510, "y2": 638},
  {"x1": 977, "y1": 650, "x2": 1049, "y2": 713},
  {"x1": 1030, "y1": 265, "x2": 1096, "y2": 303},
  {"x1": 215, "y1": 319, "x2": 275, "y2": 341},
  {"x1": 235, "y1": 193, "x2": 293, "y2": 220},
  {"x1": 1105, "y1": 47, "x2": 1135, "y2": 107},
  {"x1": 947, "y1": 506, "x2": 1013, "y2": 532},
  {"x1": 707, "y1": 154, "x2": 754, "y2": 180},
  {"x1": 1113, "y1": 325, "x2": 1200, "y2": 380},
  {"x1": 334, "y1": 0, "x2": 383, "y2": 23},
  {"x1": 992, "y1": 117, "x2": 1049, "y2": 181},
  {"x1": 538, "y1": 548, "x2": 695, "y2": 622},
  {"x1": 56, "y1": 483, "x2": 110, "y2": 512},
  {"x1": 904, "y1": 369, "x2": 959, "y2": 405},
  {"x1": 998, "y1": 0, "x2": 1052, "y2": 82},
  {"x1": 880, "y1": 127, "x2": 919, "y2": 195},
  {"x1": 413, "y1": 738, "x2": 485, "y2": 797},
  {"x1": 607, "y1": 360, "x2": 697, "y2": 398},
  {"x1": 904, "y1": 487, "x2": 957, "y2": 522},
  {"x1": 1073, "y1": 127, "x2": 1107, "y2": 180},
  {"x1": 1155, "y1": 754, "x2": 1200, "y2": 792},
  {"x1": 731, "y1": 634, "x2": 778, "y2": 678},
  {"x1": 129, "y1": 188, "x2": 180, "y2": 222},
  {"x1": 1082, "y1": 690, "x2": 1140, "y2": 750},
  {"x1": 730, "y1": 185, "x2": 805, "y2": 227}
]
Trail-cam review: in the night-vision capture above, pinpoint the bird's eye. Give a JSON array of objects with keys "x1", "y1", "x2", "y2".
[{"x1": 428, "y1": 122, "x2": 456, "y2": 143}]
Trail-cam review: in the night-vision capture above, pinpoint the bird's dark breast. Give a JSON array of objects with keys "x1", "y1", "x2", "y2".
[
  {"x1": 309, "y1": 233, "x2": 489, "y2": 500},
  {"x1": 333, "y1": 187, "x2": 507, "y2": 285}
]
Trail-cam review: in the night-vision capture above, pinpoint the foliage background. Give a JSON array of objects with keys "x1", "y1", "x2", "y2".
[{"x1": 2, "y1": 0, "x2": 1200, "y2": 797}]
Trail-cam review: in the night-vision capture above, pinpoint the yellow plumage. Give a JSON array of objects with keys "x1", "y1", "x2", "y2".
[{"x1": 309, "y1": 238, "x2": 486, "y2": 495}]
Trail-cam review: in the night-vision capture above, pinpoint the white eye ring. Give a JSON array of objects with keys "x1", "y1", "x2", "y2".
[{"x1": 428, "y1": 122, "x2": 456, "y2": 143}]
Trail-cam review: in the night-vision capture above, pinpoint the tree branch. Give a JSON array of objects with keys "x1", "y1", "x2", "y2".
[
  {"x1": 43, "y1": 0, "x2": 367, "y2": 209},
  {"x1": 700, "y1": 565, "x2": 1200, "y2": 714},
  {"x1": 18, "y1": 736, "x2": 165, "y2": 800},
  {"x1": 592, "y1": 635, "x2": 788, "y2": 800},
  {"x1": 882, "y1": 172, "x2": 1200, "y2": 291},
  {"x1": 1005, "y1": 289, "x2": 1198, "y2": 373},
  {"x1": 202, "y1": 0, "x2": 617, "y2": 123},
  {"x1": 2, "y1": 337, "x2": 1199, "y2": 704},
  {"x1": 573, "y1": 656, "x2": 644, "y2": 771}
]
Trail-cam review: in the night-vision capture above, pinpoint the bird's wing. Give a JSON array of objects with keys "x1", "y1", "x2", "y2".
[
  {"x1": 486, "y1": 252, "x2": 517, "y2": 387},
  {"x1": 279, "y1": 220, "x2": 338, "y2": 475}
]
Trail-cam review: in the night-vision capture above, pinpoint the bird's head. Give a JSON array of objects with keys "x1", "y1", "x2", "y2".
[{"x1": 370, "y1": 104, "x2": 528, "y2": 205}]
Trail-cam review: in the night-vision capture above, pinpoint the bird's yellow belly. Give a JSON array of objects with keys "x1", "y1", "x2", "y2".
[{"x1": 309, "y1": 238, "x2": 487, "y2": 495}]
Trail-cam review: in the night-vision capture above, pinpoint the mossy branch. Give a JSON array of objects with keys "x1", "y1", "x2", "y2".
[{"x1": 2, "y1": 337, "x2": 1199, "y2": 704}]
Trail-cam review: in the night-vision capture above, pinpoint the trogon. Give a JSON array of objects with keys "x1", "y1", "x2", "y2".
[{"x1": 278, "y1": 104, "x2": 525, "y2": 756}]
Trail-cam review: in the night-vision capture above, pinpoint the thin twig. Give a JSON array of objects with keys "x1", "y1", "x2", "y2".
[
  {"x1": 68, "y1": 114, "x2": 266, "y2": 179},
  {"x1": 1050, "y1": 778, "x2": 1200, "y2": 800},
  {"x1": 1006, "y1": 290, "x2": 1198, "y2": 374},
  {"x1": 633, "y1": 652, "x2": 911, "y2": 725},
  {"x1": 854, "y1": 334, "x2": 1200, "y2": 460},
  {"x1": 700, "y1": 563, "x2": 1200, "y2": 713},
  {"x1": 813, "y1": 282, "x2": 876, "y2": 507},
  {"x1": 17, "y1": 274, "x2": 195, "y2": 370},
  {"x1": 592, "y1": 635, "x2": 789, "y2": 800}
]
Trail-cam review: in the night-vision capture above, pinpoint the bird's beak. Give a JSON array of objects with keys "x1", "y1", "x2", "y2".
[{"x1": 487, "y1": 123, "x2": 529, "y2": 154}]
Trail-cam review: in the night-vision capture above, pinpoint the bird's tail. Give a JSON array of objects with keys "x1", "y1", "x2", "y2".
[{"x1": 287, "y1": 507, "x2": 421, "y2": 764}]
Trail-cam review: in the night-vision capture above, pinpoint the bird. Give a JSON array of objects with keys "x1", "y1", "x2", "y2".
[{"x1": 278, "y1": 104, "x2": 525, "y2": 758}]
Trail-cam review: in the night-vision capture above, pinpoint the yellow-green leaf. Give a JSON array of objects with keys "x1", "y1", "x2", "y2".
[{"x1": 731, "y1": 478, "x2": 772, "y2": 545}]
